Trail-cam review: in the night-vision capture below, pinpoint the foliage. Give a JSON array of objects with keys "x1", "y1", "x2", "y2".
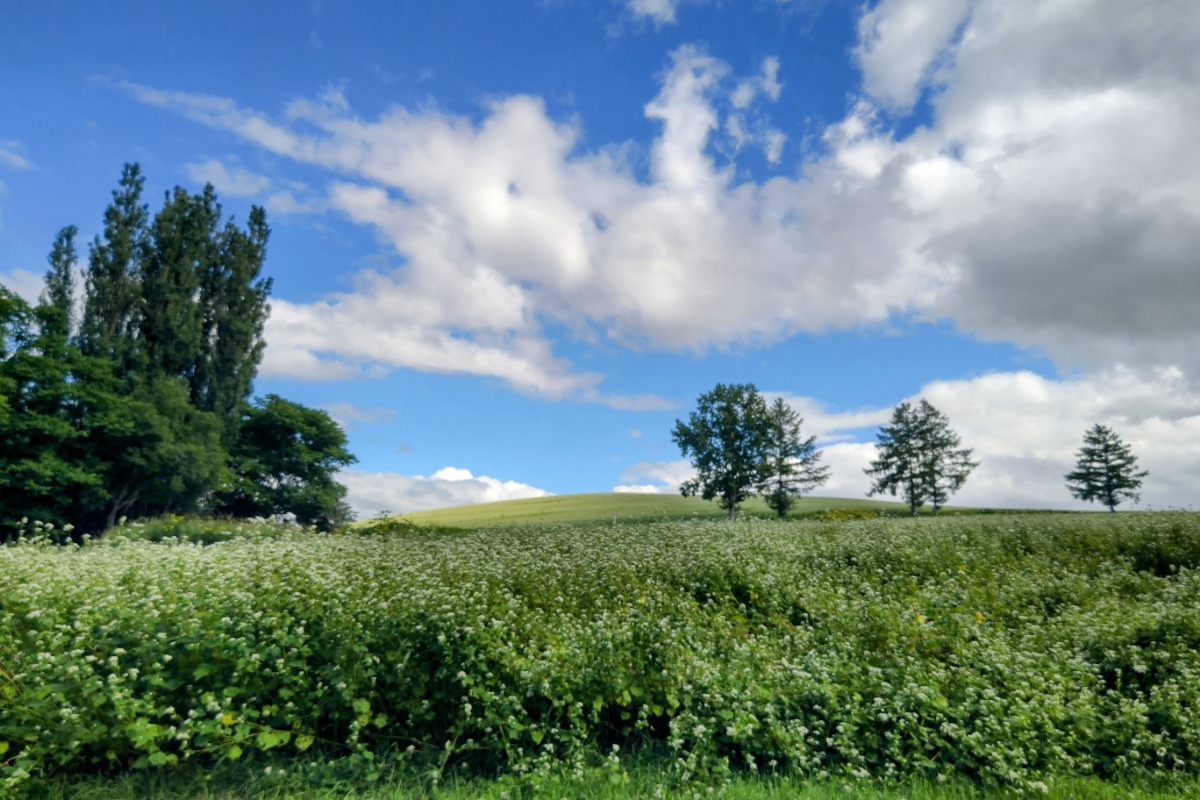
[
  {"x1": 1065, "y1": 424, "x2": 1149, "y2": 512},
  {"x1": 759, "y1": 397, "x2": 830, "y2": 518},
  {"x1": 673, "y1": 383, "x2": 773, "y2": 520},
  {"x1": 865, "y1": 400, "x2": 978, "y2": 515},
  {"x1": 212, "y1": 394, "x2": 357, "y2": 531},
  {"x1": 4, "y1": 512, "x2": 1200, "y2": 796},
  {"x1": 0, "y1": 164, "x2": 344, "y2": 535}
]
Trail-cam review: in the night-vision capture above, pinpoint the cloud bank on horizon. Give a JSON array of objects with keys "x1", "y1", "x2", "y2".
[{"x1": 2, "y1": 0, "x2": 1197, "y2": 515}]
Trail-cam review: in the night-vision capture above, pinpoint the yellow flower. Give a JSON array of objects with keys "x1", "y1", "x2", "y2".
[
  {"x1": 915, "y1": 613, "x2": 927, "y2": 626},
  {"x1": 220, "y1": 713, "x2": 235, "y2": 726},
  {"x1": 974, "y1": 611, "x2": 984, "y2": 623}
]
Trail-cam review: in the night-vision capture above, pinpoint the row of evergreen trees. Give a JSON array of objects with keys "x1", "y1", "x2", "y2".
[{"x1": 0, "y1": 164, "x2": 355, "y2": 537}]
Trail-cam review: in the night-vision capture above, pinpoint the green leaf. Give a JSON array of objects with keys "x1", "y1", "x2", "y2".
[
  {"x1": 226, "y1": 744, "x2": 244, "y2": 761},
  {"x1": 0, "y1": 740, "x2": 9, "y2": 756},
  {"x1": 352, "y1": 698, "x2": 371, "y2": 715},
  {"x1": 148, "y1": 750, "x2": 171, "y2": 766},
  {"x1": 372, "y1": 713, "x2": 389, "y2": 728},
  {"x1": 256, "y1": 730, "x2": 287, "y2": 750},
  {"x1": 295, "y1": 734, "x2": 315, "y2": 752},
  {"x1": 530, "y1": 729, "x2": 544, "y2": 744}
]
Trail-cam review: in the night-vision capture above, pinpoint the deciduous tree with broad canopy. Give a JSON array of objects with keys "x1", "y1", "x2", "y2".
[
  {"x1": 865, "y1": 399, "x2": 978, "y2": 515},
  {"x1": 673, "y1": 383, "x2": 772, "y2": 520},
  {"x1": 673, "y1": 384, "x2": 829, "y2": 520},
  {"x1": 1064, "y1": 423, "x2": 1148, "y2": 512}
]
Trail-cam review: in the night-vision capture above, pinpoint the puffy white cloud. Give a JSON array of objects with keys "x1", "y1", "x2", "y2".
[
  {"x1": 855, "y1": 0, "x2": 971, "y2": 111},
  {"x1": 126, "y1": 0, "x2": 1200, "y2": 393},
  {"x1": 341, "y1": 466, "x2": 551, "y2": 517},
  {"x1": 847, "y1": 0, "x2": 1200, "y2": 376}
]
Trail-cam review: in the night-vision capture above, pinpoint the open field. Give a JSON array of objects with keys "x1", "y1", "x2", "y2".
[
  {"x1": 388, "y1": 492, "x2": 1004, "y2": 529},
  {"x1": 4, "y1": 512, "x2": 1199, "y2": 798}
]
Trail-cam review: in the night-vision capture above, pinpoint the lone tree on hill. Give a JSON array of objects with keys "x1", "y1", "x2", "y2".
[
  {"x1": 759, "y1": 397, "x2": 830, "y2": 518},
  {"x1": 1064, "y1": 423, "x2": 1148, "y2": 512},
  {"x1": 673, "y1": 383, "x2": 772, "y2": 520},
  {"x1": 865, "y1": 399, "x2": 978, "y2": 515}
]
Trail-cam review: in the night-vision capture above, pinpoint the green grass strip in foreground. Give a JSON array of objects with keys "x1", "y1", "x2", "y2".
[{"x1": 28, "y1": 761, "x2": 1200, "y2": 799}]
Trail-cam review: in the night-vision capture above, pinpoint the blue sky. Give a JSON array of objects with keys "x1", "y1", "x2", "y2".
[{"x1": 3, "y1": 0, "x2": 1198, "y2": 515}]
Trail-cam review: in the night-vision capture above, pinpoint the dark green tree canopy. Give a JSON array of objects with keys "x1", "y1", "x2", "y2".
[
  {"x1": 213, "y1": 395, "x2": 357, "y2": 531},
  {"x1": 1064, "y1": 423, "x2": 1148, "y2": 512},
  {"x1": 865, "y1": 399, "x2": 978, "y2": 515},
  {"x1": 760, "y1": 397, "x2": 830, "y2": 519},
  {"x1": 673, "y1": 383, "x2": 772, "y2": 520},
  {"x1": 1, "y1": 163, "x2": 345, "y2": 537}
]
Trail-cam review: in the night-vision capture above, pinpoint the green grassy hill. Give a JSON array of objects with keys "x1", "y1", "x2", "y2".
[{"x1": 387, "y1": 492, "x2": 926, "y2": 529}]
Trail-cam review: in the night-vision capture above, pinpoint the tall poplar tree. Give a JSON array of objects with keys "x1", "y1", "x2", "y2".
[
  {"x1": 40, "y1": 226, "x2": 78, "y2": 339},
  {"x1": 80, "y1": 163, "x2": 147, "y2": 377},
  {"x1": 194, "y1": 205, "x2": 272, "y2": 443}
]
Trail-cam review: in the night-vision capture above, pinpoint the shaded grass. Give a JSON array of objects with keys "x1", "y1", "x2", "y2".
[{"x1": 29, "y1": 758, "x2": 1200, "y2": 800}]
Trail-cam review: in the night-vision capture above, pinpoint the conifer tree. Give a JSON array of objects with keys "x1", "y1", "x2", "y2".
[
  {"x1": 865, "y1": 399, "x2": 978, "y2": 514},
  {"x1": 1064, "y1": 424, "x2": 1148, "y2": 512},
  {"x1": 759, "y1": 397, "x2": 830, "y2": 518}
]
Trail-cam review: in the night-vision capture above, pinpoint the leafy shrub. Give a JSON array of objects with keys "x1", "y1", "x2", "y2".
[
  {"x1": 104, "y1": 514, "x2": 301, "y2": 545},
  {"x1": 2, "y1": 513, "x2": 1198, "y2": 795}
]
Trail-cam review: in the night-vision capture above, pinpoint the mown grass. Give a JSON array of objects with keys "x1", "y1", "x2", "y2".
[
  {"x1": 5, "y1": 512, "x2": 1199, "y2": 798},
  {"x1": 385, "y1": 492, "x2": 1015, "y2": 529},
  {"x1": 28, "y1": 757, "x2": 1200, "y2": 799}
]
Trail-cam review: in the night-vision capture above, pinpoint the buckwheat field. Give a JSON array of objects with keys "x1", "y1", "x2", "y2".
[{"x1": 3, "y1": 513, "x2": 1199, "y2": 795}]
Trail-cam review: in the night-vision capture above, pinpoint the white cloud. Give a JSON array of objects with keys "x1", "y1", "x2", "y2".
[
  {"x1": 766, "y1": 392, "x2": 891, "y2": 443},
  {"x1": 341, "y1": 466, "x2": 551, "y2": 517},
  {"x1": 613, "y1": 459, "x2": 694, "y2": 494},
  {"x1": 0, "y1": 141, "x2": 34, "y2": 171},
  {"x1": 626, "y1": 0, "x2": 686, "y2": 26},
  {"x1": 125, "y1": 0, "x2": 1200, "y2": 393},
  {"x1": 845, "y1": 0, "x2": 1200, "y2": 376},
  {"x1": 0, "y1": 269, "x2": 44, "y2": 303},
  {"x1": 186, "y1": 159, "x2": 271, "y2": 196},
  {"x1": 319, "y1": 402, "x2": 397, "y2": 430},
  {"x1": 855, "y1": 0, "x2": 971, "y2": 111}
]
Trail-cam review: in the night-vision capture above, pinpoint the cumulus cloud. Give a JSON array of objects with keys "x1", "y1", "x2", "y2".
[
  {"x1": 855, "y1": 0, "x2": 971, "y2": 111},
  {"x1": 340, "y1": 466, "x2": 551, "y2": 517},
  {"x1": 125, "y1": 0, "x2": 1200, "y2": 393},
  {"x1": 850, "y1": 0, "x2": 1200, "y2": 376}
]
